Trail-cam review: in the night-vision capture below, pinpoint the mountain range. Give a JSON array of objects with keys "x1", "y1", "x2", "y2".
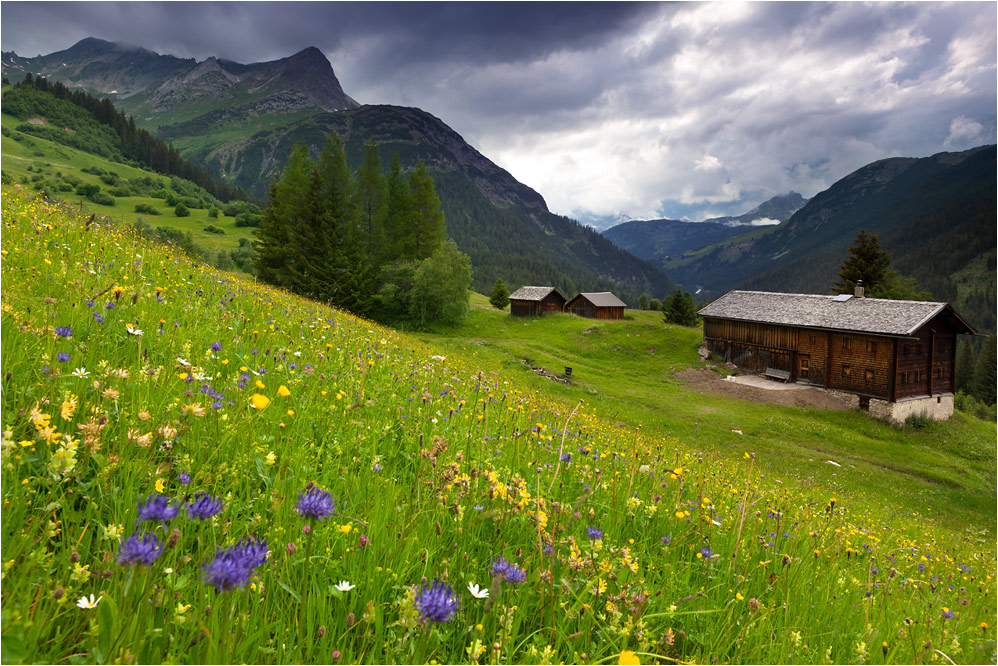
[
  {"x1": 601, "y1": 192, "x2": 806, "y2": 264},
  {"x1": 3, "y1": 38, "x2": 670, "y2": 300},
  {"x1": 3, "y1": 39, "x2": 994, "y2": 327}
]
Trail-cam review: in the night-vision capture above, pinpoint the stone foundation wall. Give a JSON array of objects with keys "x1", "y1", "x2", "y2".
[{"x1": 819, "y1": 389, "x2": 954, "y2": 424}]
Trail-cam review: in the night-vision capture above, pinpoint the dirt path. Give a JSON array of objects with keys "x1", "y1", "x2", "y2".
[{"x1": 675, "y1": 367, "x2": 854, "y2": 411}]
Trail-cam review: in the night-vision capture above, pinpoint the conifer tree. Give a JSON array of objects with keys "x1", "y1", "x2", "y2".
[
  {"x1": 408, "y1": 160, "x2": 446, "y2": 261},
  {"x1": 831, "y1": 230, "x2": 891, "y2": 295},
  {"x1": 355, "y1": 139, "x2": 387, "y2": 266},
  {"x1": 968, "y1": 335, "x2": 997, "y2": 405},
  {"x1": 490, "y1": 278, "x2": 510, "y2": 310},
  {"x1": 663, "y1": 288, "x2": 699, "y2": 327},
  {"x1": 254, "y1": 144, "x2": 313, "y2": 288},
  {"x1": 955, "y1": 338, "x2": 976, "y2": 394},
  {"x1": 384, "y1": 154, "x2": 413, "y2": 261}
]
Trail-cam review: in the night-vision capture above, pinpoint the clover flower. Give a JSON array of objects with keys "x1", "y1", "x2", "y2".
[
  {"x1": 415, "y1": 580, "x2": 460, "y2": 623},
  {"x1": 136, "y1": 493, "x2": 179, "y2": 524},
  {"x1": 491, "y1": 556, "x2": 526, "y2": 584},
  {"x1": 294, "y1": 486, "x2": 336, "y2": 520},
  {"x1": 186, "y1": 492, "x2": 224, "y2": 520},
  {"x1": 117, "y1": 531, "x2": 163, "y2": 566}
]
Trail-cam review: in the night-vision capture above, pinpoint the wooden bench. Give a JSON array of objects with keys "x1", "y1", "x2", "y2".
[{"x1": 764, "y1": 367, "x2": 791, "y2": 382}]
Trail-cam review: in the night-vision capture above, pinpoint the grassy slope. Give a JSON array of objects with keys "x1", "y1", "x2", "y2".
[
  {"x1": 1, "y1": 185, "x2": 995, "y2": 665},
  {"x1": 1, "y1": 111, "x2": 253, "y2": 252},
  {"x1": 417, "y1": 295, "x2": 997, "y2": 532}
]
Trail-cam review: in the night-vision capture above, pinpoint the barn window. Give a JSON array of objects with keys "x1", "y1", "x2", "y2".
[
  {"x1": 809, "y1": 335, "x2": 816, "y2": 344},
  {"x1": 841, "y1": 338, "x2": 852, "y2": 350},
  {"x1": 841, "y1": 365, "x2": 851, "y2": 377},
  {"x1": 866, "y1": 341, "x2": 877, "y2": 354},
  {"x1": 865, "y1": 369, "x2": 875, "y2": 381}
]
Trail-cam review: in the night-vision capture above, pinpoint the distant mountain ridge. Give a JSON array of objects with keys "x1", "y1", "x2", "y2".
[
  {"x1": 2, "y1": 38, "x2": 672, "y2": 300},
  {"x1": 601, "y1": 192, "x2": 805, "y2": 264}
]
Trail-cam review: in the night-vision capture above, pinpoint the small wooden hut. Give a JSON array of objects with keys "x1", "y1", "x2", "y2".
[
  {"x1": 698, "y1": 289, "x2": 976, "y2": 422},
  {"x1": 565, "y1": 292, "x2": 627, "y2": 320},
  {"x1": 509, "y1": 286, "x2": 568, "y2": 317}
]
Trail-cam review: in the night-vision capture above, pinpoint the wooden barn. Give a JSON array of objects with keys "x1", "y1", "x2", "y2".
[
  {"x1": 565, "y1": 292, "x2": 627, "y2": 320},
  {"x1": 698, "y1": 289, "x2": 976, "y2": 422},
  {"x1": 508, "y1": 286, "x2": 568, "y2": 317}
]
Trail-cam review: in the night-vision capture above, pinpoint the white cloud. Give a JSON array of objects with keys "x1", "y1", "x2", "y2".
[
  {"x1": 747, "y1": 217, "x2": 781, "y2": 227},
  {"x1": 694, "y1": 155, "x2": 723, "y2": 172},
  {"x1": 944, "y1": 115, "x2": 985, "y2": 146}
]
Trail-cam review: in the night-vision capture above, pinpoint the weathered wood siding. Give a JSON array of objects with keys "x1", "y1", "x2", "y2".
[
  {"x1": 510, "y1": 300, "x2": 539, "y2": 317},
  {"x1": 510, "y1": 293, "x2": 566, "y2": 317},
  {"x1": 797, "y1": 330, "x2": 829, "y2": 386},
  {"x1": 702, "y1": 319, "x2": 797, "y2": 374},
  {"x1": 566, "y1": 298, "x2": 624, "y2": 319},
  {"x1": 825, "y1": 332, "x2": 892, "y2": 399},
  {"x1": 894, "y1": 324, "x2": 955, "y2": 400}
]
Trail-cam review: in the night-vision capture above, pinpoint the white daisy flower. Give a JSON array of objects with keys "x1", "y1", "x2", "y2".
[
  {"x1": 334, "y1": 580, "x2": 355, "y2": 592},
  {"x1": 71, "y1": 367, "x2": 90, "y2": 378},
  {"x1": 125, "y1": 323, "x2": 143, "y2": 336},
  {"x1": 77, "y1": 594, "x2": 102, "y2": 609},
  {"x1": 467, "y1": 582, "x2": 489, "y2": 599}
]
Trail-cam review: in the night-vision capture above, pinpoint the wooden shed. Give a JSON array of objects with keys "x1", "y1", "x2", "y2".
[
  {"x1": 698, "y1": 289, "x2": 976, "y2": 421},
  {"x1": 508, "y1": 286, "x2": 568, "y2": 317},
  {"x1": 565, "y1": 292, "x2": 627, "y2": 320}
]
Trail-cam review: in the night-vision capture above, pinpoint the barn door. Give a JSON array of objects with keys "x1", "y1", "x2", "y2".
[{"x1": 798, "y1": 354, "x2": 810, "y2": 382}]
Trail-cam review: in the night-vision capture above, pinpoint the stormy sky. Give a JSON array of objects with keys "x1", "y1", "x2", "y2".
[{"x1": 2, "y1": 2, "x2": 995, "y2": 227}]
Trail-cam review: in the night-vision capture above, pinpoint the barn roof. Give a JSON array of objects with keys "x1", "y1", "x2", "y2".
[
  {"x1": 698, "y1": 290, "x2": 976, "y2": 337},
  {"x1": 509, "y1": 286, "x2": 565, "y2": 302},
  {"x1": 573, "y1": 292, "x2": 627, "y2": 308}
]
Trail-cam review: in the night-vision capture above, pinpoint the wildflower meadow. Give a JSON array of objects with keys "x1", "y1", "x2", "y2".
[{"x1": 1, "y1": 183, "x2": 994, "y2": 664}]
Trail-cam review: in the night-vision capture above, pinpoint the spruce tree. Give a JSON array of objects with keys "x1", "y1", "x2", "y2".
[
  {"x1": 955, "y1": 338, "x2": 976, "y2": 394},
  {"x1": 355, "y1": 139, "x2": 387, "y2": 266},
  {"x1": 831, "y1": 230, "x2": 891, "y2": 295},
  {"x1": 968, "y1": 335, "x2": 997, "y2": 405},
  {"x1": 489, "y1": 278, "x2": 510, "y2": 310},
  {"x1": 255, "y1": 144, "x2": 313, "y2": 288},
  {"x1": 408, "y1": 160, "x2": 446, "y2": 261},
  {"x1": 384, "y1": 154, "x2": 413, "y2": 262},
  {"x1": 663, "y1": 288, "x2": 698, "y2": 327}
]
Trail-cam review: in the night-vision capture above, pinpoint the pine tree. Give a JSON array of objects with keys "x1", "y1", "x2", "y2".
[
  {"x1": 384, "y1": 154, "x2": 413, "y2": 262},
  {"x1": 254, "y1": 144, "x2": 313, "y2": 288},
  {"x1": 968, "y1": 335, "x2": 997, "y2": 405},
  {"x1": 489, "y1": 278, "x2": 510, "y2": 310},
  {"x1": 663, "y1": 288, "x2": 698, "y2": 327},
  {"x1": 408, "y1": 160, "x2": 446, "y2": 261},
  {"x1": 831, "y1": 230, "x2": 892, "y2": 295},
  {"x1": 355, "y1": 139, "x2": 387, "y2": 266},
  {"x1": 955, "y1": 338, "x2": 976, "y2": 394}
]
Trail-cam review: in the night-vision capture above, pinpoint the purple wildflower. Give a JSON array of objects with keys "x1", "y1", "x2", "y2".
[
  {"x1": 57, "y1": 352, "x2": 71, "y2": 363},
  {"x1": 941, "y1": 608, "x2": 954, "y2": 619},
  {"x1": 203, "y1": 539, "x2": 267, "y2": 592},
  {"x1": 491, "y1": 556, "x2": 527, "y2": 584},
  {"x1": 700, "y1": 547, "x2": 715, "y2": 559},
  {"x1": 586, "y1": 526, "x2": 603, "y2": 541},
  {"x1": 136, "y1": 493, "x2": 179, "y2": 524},
  {"x1": 105, "y1": 302, "x2": 115, "y2": 310},
  {"x1": 118, "y1": 531, "x2": 163, "y2": 566},
  {"x1": 415, "y1": 580, "x2": 460, "y2": 623},
  {"x1": 186, "y1": 492, "x2": 224, "y2": 520},
  {"x1": 177, "y1": 471, "x2": 191, "y2": 485},
  {"x1": 294, "y1": 486, "x2": 336, "y2": 520},
  {"x1": 92, "y1": 312, "x2": 104, "y2": 323},
  {"x1": 210, "y1": 341, "x2": 222, "y2": 352},
  {"x1": 55, "y1": 326, "x2": 73, "y2": 338}
]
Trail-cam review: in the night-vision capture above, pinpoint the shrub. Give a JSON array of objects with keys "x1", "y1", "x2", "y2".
[
  {"x1": 164, "y1": 192, "x2": 179, "y2": 207},
  {"x1": 89, "y1": 191, "x2": 115, "y2": 206},
  {"x1": 99, "y1": 173, "x2": 119, "y2": 186},
  {"x1": 75, "y1": 183, "x2": 100, "y2": 198},
  {"x1": 234, "y1": 212, "x2": 262, "y2": 228},
  {"x1": 134, "y1": 203, "x2": 161, "y2": 215},
  {"x1": 203, "y1": 224, "x2": 225, "y2": 235},
  {"x1": 174, "y1": 203, "x2": 190, "y2": 217},
  {"x1": 208, "y1": 207, "x2": 220, "y2": 219}
]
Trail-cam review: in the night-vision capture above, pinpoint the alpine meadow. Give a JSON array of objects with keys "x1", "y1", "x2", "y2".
[{"x1": 1, "y1": 3, "x2": 996, "y2": 666}]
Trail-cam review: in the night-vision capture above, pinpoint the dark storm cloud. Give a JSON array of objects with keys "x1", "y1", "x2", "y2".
[{"x1": 1, "y1": 2, "x2": 994, "y2": 224}]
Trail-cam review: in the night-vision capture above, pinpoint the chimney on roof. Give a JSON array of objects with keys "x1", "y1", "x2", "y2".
[{"x1": 854, "y1": 280, "x2": 865, "y2": 298}]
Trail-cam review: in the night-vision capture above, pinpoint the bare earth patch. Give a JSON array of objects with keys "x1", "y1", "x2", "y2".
[{"x1": 675, "y1": 367, "x2": 853, "y2": 411}]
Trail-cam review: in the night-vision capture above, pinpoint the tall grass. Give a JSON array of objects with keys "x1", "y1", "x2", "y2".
[{"x1": 1, "y1": 184, "x2": 994, "y2": 664}]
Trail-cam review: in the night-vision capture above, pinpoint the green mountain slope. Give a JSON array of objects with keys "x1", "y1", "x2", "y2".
[{"x1": 664, "y1": 146, "x2": 996, "y2": 329}]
